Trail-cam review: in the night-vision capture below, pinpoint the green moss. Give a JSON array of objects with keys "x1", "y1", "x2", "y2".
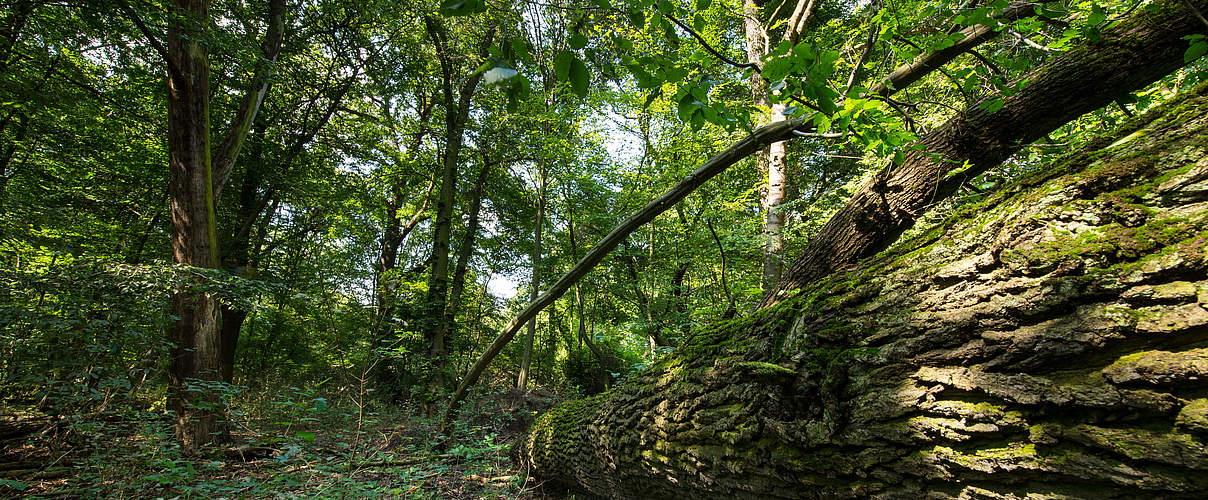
[
  {"x1": 1177, "y1": 399, "x2": 1208, "y2": 434},
  {"x1": 734, "y1": 361, "x2": 795, "y2": 377},
  {"x1": 998, "y1": 216, "x2": 1202, "y2": 275},
  {"x1": 939, "y1": 442, "x2": 1041, "y2": 470}
]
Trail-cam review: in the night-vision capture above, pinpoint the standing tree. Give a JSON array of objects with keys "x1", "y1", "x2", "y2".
[
  {"x1": 420, "y1": 13, "x2": 496, "y2": 398},
  {"x1": 124, "y1": 0, "x2": 284, "y2": 450}
]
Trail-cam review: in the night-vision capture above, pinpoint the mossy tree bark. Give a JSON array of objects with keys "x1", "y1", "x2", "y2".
[
  {"x1": 519, "y1": 73, "x2": 1208, "y2": 500},
  {"x1": 164, "y1": 0, "x2": 223, "y2": 453}
]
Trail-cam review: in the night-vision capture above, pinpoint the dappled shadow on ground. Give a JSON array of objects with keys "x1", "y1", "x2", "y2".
[{"x1": 1, "y1": 379, "x2": 571, "y2": 498}]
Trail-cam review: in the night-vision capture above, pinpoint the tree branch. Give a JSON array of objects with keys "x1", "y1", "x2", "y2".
[
  {"x1": 664, "y1": 14, "x2": 759, "y2": 71},
  {"x1": 869, "y1": 1, "x2": 1040, "y2": 97},
  {"x1": 212, "y1": 0, "x2": 286, "y2": 202},
  {"x1": 116, "y1": 0, "x2": 182, "y2": 83}
]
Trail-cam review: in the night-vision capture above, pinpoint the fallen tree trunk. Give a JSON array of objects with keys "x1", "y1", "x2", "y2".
[
  {"x1": 442, "y1": 0, "x2": 1063, "y2": 426},
  {"x1": 518, "y1": 84, "x2": 1208, "y2": 498},
  {"x1": 764, "y1": 0, "x2": 1208, "y2": 305}
]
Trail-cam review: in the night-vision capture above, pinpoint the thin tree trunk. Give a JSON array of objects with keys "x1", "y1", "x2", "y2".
[
  {"x1": 443, "y1": 159, "x2": 491, "y2": 335},
  {"x1": 749, "y1": 0, "x2": 815, "y2": 290},
  {"x1": 706, "y1": 218, "x2": 737, "y2": 319},
  {"x1": 517, "y1": 157, "x2": 547, "y2": 390},
  {"x1": 564, "y1": 185, "x2": 603, "y2": 363},
  {"x1": 375, "y1": 92, "x2": 435, "y2": 331},
  {"x1": 422, "y1": 17, "x2": 493, "y2": 395},
  {"x1": 218, "y1": 118, "x2": 267, "y2": 383}
]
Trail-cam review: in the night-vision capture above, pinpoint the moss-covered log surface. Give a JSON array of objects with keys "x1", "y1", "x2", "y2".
[{"x1": 518, "y1": 85, "x2": 1208, "y2": 498}]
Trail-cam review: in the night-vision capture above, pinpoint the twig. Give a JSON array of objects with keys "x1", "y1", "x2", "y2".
[
  {"x1": 791, "y1": 130, "x2": 844, "y2": 138},
  {"x1": 664, "y1": 14, "x2": 759, "y2": 71},
  {"x1": 1009, "y1": 29, "x2": 1056, "y2": 52},
  {"x1": 844, "y1": 24, "x2": 880, "y2": 97},
  {"x1": 115, "y1": 0, "x2": 183, "y2": 83},
  {"x1": 1185, "y1": 0, "x2": 1208, "y2": 29}
]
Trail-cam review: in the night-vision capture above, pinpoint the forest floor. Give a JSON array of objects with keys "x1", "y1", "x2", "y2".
[{"x1": 0, "y1": 379, "x2": 569, "y2": 498}]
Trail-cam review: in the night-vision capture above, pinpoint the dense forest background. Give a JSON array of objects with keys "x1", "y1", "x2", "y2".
[{"x1": 1, "y1": 0, "x2": 1206, "y2": 496}]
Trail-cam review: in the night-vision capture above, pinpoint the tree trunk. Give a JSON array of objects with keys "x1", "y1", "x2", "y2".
[
  {"x1": 764, "y1": 0, "x2": 1208, "y2": 305},
  {"x1": 565, "y1": 185, "x2": 605, "y2": 364},
  {"x1": 165, "y1": 0, "x2": 221, "y2": 453},
  {"x1": 421, "y1": 16, "x2": 490, "y2": 396},
  {"x1": 518, "y1": 157, "x2": 547, "y2": 390},
  {"x1": 218, "y1": 119, "x2": 267, "y2": 383},
  {"x1": 519, "y1": 81, "x2": 1208, "y2": 498},
  {"x1": 761, "y1": 129, "x2": 787, "y2": 289},
  {"x1": 443, "y1": 159, "x2": 491, "y2": 343},
  {"x1": 749, "y1": 0, "x2": 815, "y2": 291},
  {"x1": 374, "y1": 101, "x2": 435, "y2": 346}
]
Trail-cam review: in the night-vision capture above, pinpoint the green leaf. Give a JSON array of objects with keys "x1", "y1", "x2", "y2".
[
  {"x1": 627, "y1": 63, "x2": 656, "y2": 88},
  {"x1": 643, "y1": 87, "x2": 663, "y2": 108},
  {"x1": 439, "y1": 0, "x2": 484, "y2": 17},
  {"x1": 677, "y1": 92, "x2": 697, "y2": 121},
  {"x1": 982, "y1": 97, "x2": 1005, "y2": 113},
  {"x1": 813, "y1": 113, "x2": 832, "y2": 133},
  {"x1": 690, "y1": 109, "x2": 705, "y2": 130},
  {"x1": 297, "y1": 430, "x2": 316, "y2": 443},
  {"x1": 511, "y1": 38, "x2": 532, "y2": 63},
  {"x1": 1185, "y1": 41, "x2": 1208, "y2": 63},
  {"x1": 554, "y1": 51, "x2": 574, "y2": 82},
  {"x1": 569, "y1": 56, "x2": 589, "y2": 98},
  {"x1": 569, "y1": 33, "x2": 589, "y2": 50},
  {"x1": 628, "y1": 9, "x2": 645, "y2": 28},
  {"x1": 1087, "y1": 4, "x2": 1106, "y2": 26},
  {"x1": 696, "y1": 0, "x2": 711, "y2": 9},
  {"x1": 614, "y1": 36, "x2": 633, "y2": 52},
  {"x1": 664, "y1": 65, "x2": 688, "y2": 83},
  {"x1": 761, "y1": 56, "x2": 795, "y2": 83}
]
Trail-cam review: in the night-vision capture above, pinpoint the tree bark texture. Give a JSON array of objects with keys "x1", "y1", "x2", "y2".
[
  {"x1": 519, "y1": 83, "x2": 1208, "y2": 498},
  {"x1": 765, "y1": 0, "x2": 1208, "y2": 305},
  {"x1": 165, "y1": 0, "x2": 221, "y2": 453},
  {"x1": 762, "y1": 127, "x2": 787, "y2": 289}
]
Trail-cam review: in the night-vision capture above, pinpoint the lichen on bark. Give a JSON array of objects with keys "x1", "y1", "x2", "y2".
[{"x1": 518, "y1": 84, "x2": 1208, "y2": 498}]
